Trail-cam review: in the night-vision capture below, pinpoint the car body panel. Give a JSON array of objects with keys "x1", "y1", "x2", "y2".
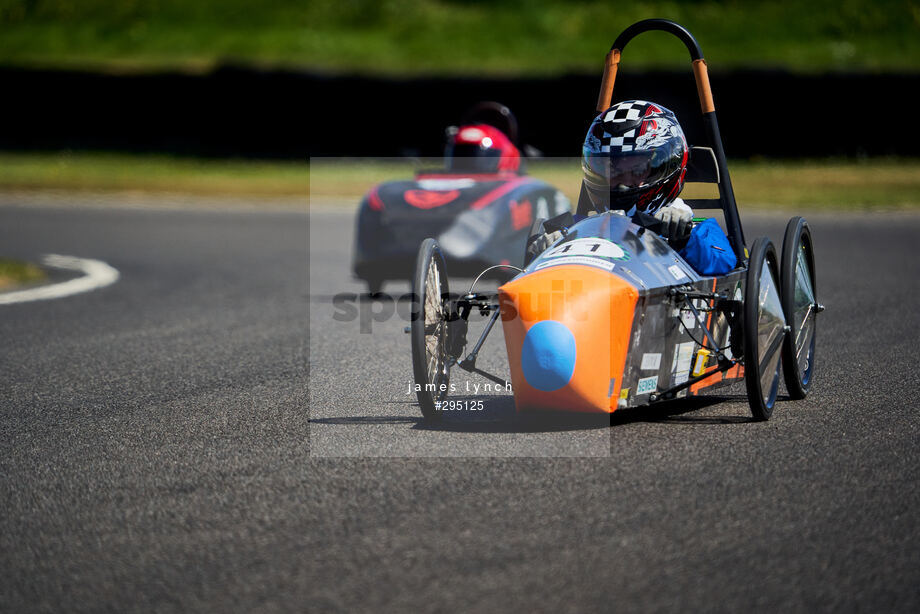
[
  {"x1": 353, "y1": 172, "x2": 570, "y2": 285},
  {"x1": 498, "y1": 212, "x2": 745, "y2": 413}
]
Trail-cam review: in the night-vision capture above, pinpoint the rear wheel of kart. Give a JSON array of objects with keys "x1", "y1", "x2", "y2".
[
  {"x1": 743, "y1": 237, "x2": 786, "y2": 421},
  {"x1": 781, "y1": 217, "x2": 819, "y2": 399},
  {"x1": 410, "y1": 239, "x2": 451, "y2": 420}
]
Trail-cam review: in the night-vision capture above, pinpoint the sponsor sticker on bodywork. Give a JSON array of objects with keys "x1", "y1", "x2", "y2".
[
  {"x1": 641, "y1": 352, "x2": 662, "y2": 370},
  {"x1": 534, "y1": 237, "x2": 629, "y2": 272},
  {"x1": 680, "y1": 307, "x2": 697, "y2": 330},
  {"x1": 668, "y1": 264, "x2": 687, "y2": 281},
  {"x1": 535, "y1": 256, "x2": 615, "y2": 272},
  {"x1": 671, "y1": 341, "x2": 695, "y2": 386},
  {"x1": 636, "y1": 375, "x2": 658, "y2": 395},
  {"x1": 543, "y1": 238, "x2": 630, "y2": 261}
]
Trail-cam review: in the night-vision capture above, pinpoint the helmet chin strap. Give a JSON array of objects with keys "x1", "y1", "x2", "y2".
[
  {"x1": 608, "y1": 187, "x2": 642, "y2": 215},
  {"x1": 580, "y1": 179, "x2": 607, "y2": 216}
]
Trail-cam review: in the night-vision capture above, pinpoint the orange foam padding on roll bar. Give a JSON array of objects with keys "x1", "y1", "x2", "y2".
[
  {"x1": 499, "y1": 265, "x2": 638, "y2": 413},
  {"x1": 692, "y1": 59, "x2": 715, "y2": 113},
  {"x1": 596, "y1": 49, "x2": 621, "y2": 112}
]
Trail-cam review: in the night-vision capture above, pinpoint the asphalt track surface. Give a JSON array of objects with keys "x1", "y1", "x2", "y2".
[{"x1": 2, "y1": 197, "x2": 919, "y2": 612}]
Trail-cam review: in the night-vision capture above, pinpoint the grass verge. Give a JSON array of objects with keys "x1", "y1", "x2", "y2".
[
  {"x1": 0, "y1": 258, "x2": 46, "y2": 290},
  {"x1": 1, "y1": 152, "x2": 916, "y2": 210},
  {"x1": 309, "y1": 158, "x2": 920, "y2": 210},
  {"x1": 0, "y1": 152, "x2": 306, "y2": 197}
]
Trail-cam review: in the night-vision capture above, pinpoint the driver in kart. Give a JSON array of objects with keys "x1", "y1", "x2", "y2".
[
  {"x1": 527, "y1": 100, "x2": 734, "y2": 274},
  {"x1": 443, "y1": 101, "x2": 523, "y2": 174},
  {"x1": 444, "y1": 122, "x2": 521, "y2": 173}
]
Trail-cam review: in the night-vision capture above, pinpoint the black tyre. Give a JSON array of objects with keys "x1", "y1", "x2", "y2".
[
  {"x1": 781, "y1": 217, "x2": 818, "y2": 400},
  {"x1": 743, "y1": 237, "x2": 786, "y2": 421},
  {"x1": 410, "y1": 239, "x2": 451, "y2": 420}
]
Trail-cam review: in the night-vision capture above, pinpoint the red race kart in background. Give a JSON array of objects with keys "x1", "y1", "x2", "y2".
[{"x1": 352, "y1": 102, "x2": 570, "y2": 294}]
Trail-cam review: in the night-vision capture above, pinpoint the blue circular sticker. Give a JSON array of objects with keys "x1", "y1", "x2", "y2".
[{"x1": 521, "y1": 320, "x2": 577, "y2": 392}]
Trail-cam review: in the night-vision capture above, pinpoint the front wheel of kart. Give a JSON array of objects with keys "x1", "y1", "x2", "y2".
[
  {"x1": 410, "y1": 238, "x2": 451, "y2": 421},
  {"x1": 781, "y1": 217, "x2": 819, "y2": 400},
  {"x1": 743, "y1": 237, "x2": 786, "y2": 421}
]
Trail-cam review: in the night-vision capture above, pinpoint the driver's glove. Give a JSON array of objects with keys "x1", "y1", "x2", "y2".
[
  {"x1": 654, "y1": 199, "x2": 693, "y2": 243},
  {"x1": 525, "y1": 229, "x2": 563, "y2": 264}
]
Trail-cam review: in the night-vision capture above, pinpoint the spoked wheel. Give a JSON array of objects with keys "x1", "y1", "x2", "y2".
[
  {"x1": 410, "y1": 239, "x2": 451, "y2": 420},
  {"x1": 743, "y1": 237, "x2": 787, "y2": 421},
  {"x1": 781, "y1": 217, "x2": 820, "y2": 399}
]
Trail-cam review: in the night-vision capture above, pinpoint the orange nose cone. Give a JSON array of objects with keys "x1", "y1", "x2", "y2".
[{"x1": 499, "y1": 265, "x2": 638, "y2": 413}]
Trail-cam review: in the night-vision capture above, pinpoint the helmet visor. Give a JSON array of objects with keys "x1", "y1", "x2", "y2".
[
  {"x1": 447, "y1": 143, "x2": 501, "y2": 172},
  {"x1": 583, "y1": 142, "x2": 682, "y2": 194}
]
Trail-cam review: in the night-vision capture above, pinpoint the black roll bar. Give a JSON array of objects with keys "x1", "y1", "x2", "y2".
[{"x1": 596, "y1": 19, "x2": 747, "y2": 262}]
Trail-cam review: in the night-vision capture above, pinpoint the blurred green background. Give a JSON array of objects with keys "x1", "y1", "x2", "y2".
[
  {"x1": 0, "y1": 0, "x2": 918, "y2": 207},
  {"x1": 1, "y1": 0, "x2": 918, "y2": 74}
]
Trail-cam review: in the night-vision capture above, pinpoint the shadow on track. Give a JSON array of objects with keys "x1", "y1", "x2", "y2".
[
  {"x1": 612, "y1": 395, "x2": 757, "y2": 425},
  {"x1": 309, "y1": 287, "x2": 499, "y2": 304},
  {"x1": 309, "y1": 415, "x2": 421, "y2": 425},
  {"x1": 309, "y1": 393, "x2": 768, "y2": 432}
]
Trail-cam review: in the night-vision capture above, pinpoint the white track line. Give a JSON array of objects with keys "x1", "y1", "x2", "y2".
[{"x1": 0, "y1": 254, "x2": 119, "y2": 305}]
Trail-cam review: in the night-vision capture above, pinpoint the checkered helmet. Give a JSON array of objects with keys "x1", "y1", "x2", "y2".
[{"x1": 582, "y1": 100, "x2": 688, "y2": 214}]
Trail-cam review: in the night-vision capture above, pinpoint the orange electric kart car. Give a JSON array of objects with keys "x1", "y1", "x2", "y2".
[{"x1": 409, "y1": 19, "x2": 823, "y2": 421}]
